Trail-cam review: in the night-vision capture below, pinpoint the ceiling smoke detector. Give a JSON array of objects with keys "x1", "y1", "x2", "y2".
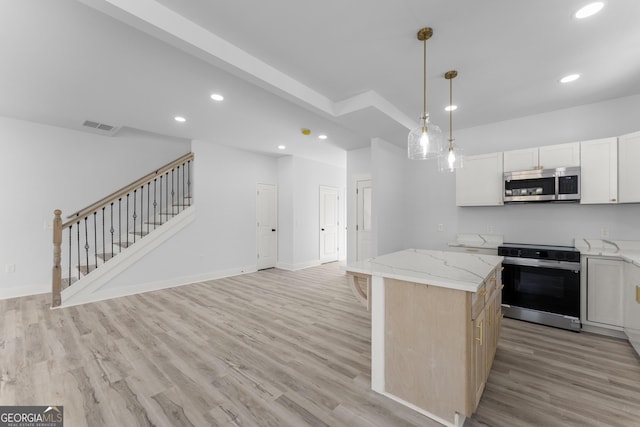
[{"x1": 82, "y1": 120, "x2": 121, "y2": 136}]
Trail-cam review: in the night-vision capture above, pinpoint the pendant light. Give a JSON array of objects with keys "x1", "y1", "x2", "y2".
[
  {"x1": 408, "y1": 27, "x2": 443, "y2": 160},
  {"x1": 438, "y1": 69, "x2": 464, "y2": 172}
]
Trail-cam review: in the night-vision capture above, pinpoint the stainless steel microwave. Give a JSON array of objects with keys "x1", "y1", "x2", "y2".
[{"x1": 503, "y1": 167, "x2": 580, "y2": 203}]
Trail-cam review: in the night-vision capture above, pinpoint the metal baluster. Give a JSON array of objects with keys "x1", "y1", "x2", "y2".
[
  {"x1": 165, "y1": 172, "x2": 169, "y2": 219},
  {"x1": 153, "y1": 179, "x2": 157, "y2": 230},
  {"x1": 76, "y1": 221, "x2": 81, "y2": 281},
  {"x1": 118, "y1": 198, "x2": 122, "y2": 253},
  {"x1": 110, "y1": 203, "x2": 114, "y2": 258},
  {"x1": 93, "y1": 212, "x2": 98, "y2": 268},
  {"x1": 141, "y1": 184, "x2": 145, "y2": 236},
  {"x1": 133, "y1": 189, "x2": 137, "y2": 243},
  {"x1": 187, "y1": 160, "x2": 191, "y2": 206},
  {"x1": 171, "y1": 168, "x2": 175, "y2": 216},
  {"x1": 181, "y1": 163, "x2": 185, "y2": 210},
  {"x1": 101, "y1": 207, "x2": 105, "y2": 263},
  {"x1": 177, "y1": 165, "x2": 181, "y2": 212},
  {"x1": 84, "y1": 217, "x2": 89, "y2": 276},
  {"x1": 126, "y1": 194, "x2": 130, "y2": 248},
  {"x1": 68, "y1": 224, "x2": 72, "y2": 285},
  {"x1": 147, "y1": 182, "x2": 150, "y2": 234},
  {"x1": 159, "y1": 175, "x2": 163, "y2": 226}
]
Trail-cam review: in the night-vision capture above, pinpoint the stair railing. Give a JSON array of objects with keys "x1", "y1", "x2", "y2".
[{"x1": 51, "y1": 152, "x2": 194, "y2": 307}]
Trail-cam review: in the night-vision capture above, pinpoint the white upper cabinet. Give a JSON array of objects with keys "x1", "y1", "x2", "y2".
[
  {"x1": 618, "y1": 131, "x2": 640, "y2": 203},
  {"x1": 503, "y1": 142, "x2": 580, "y2": 172},
  {"x1": 580, "y1": 137, "x2": 618, "y2": 204},
  {"x1": 539, "y1": 142, "x2": 580, "y2": 169},
  {"x1": 456, "y1": 152, "x2": 504, "y2": 206},
  {"x1": 503, "y1": 147, "x2": 538, "y2": 172}
]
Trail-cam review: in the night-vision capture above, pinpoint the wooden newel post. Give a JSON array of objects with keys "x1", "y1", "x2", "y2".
[{"x1": 52, "y1": 209, "x2": 62, "y2": 308}]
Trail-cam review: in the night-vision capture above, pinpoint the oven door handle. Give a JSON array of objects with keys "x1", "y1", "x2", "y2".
[{"x1": 502, "y1": 257, "x2": 580, "y2": 271}]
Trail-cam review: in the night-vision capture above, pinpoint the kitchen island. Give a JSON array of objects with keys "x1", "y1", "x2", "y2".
[{"x1": 346, "y1": 249, "x2": 503, "y2": 427}]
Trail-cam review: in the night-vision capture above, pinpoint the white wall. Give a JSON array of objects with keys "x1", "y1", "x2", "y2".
[
  {"x1": 371, "y1": 138, "x2": 406, "y2": 256},
  {"x1": 278, "y1": 156, "x2": 346, "y2": 270},
  {"x1": 346, "y1": 146, "x2": 371, "y2": 262},
  {"x1": 0, "y1": 116, "x2": 189, "y2": 298},
  {"x1": 277, "y1": 156, "x2": 294, "y2": 266}
]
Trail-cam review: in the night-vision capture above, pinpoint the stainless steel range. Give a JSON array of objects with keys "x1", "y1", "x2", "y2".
[{"x1": 498, "y1": 243, "x2": 581, "y2": 331}]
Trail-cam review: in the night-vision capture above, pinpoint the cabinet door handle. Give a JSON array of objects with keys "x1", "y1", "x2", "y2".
[
  {"x1": 611, "y1": 198, "x2": 617, "y2": 202},
  {"x1": 636, "y1": 285, "x2": 640, "y2": 304},
  {"x1": 476, "y1": 320, "x2": 484, "y2": 346},
  {"x1": 488, "y1": 304, "x2": 493, "y2": 326}
]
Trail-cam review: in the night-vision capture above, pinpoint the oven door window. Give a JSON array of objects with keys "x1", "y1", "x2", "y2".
[{"x1": 502, "y1": 264, "x2": 580, "y2": 317}]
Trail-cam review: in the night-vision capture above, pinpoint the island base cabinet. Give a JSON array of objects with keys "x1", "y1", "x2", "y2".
[
  {"x1": 384, "y1": 279, "x2": 469, "y2": 424},
  {"x1": 383, "y1": 268, "x2": 501, "y2": 425}
]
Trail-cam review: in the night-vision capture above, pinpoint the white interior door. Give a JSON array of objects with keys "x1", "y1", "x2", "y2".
[
  {"x1": 257, "y1": 183, "x2": 277, "y2": 270},
  {"x1": 356, "y1": 179, "x2": 372, "y2": 261},
  {"x1": 319, "y1": 186, "x2": 339, "y2": 263}
]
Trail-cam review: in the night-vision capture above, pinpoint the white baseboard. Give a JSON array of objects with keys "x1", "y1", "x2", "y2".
[
  {"x1": 0, "y1": 284, "x2": 49, "y2": 300},
  {"x1": 277, "y1": 259, "x2": 322, "y2": 271}
]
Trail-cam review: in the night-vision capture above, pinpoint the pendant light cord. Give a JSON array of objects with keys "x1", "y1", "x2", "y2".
[
  {"x1": 423, "y1": 38, "x2": 427, "y2": 121},
  {"x1": 449, "y1": 76, "x2": 453, "y2": 146}
]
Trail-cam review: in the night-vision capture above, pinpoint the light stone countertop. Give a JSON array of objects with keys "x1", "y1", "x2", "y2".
[
  {"x1": 574, "y1": 238, "x2": 640, "y2": 267},
  {"x1": 345, "y1": 248, "x2": 503, "y2": 293},
  {"x1": 447, "y1": 233, "x2": 503, "y2": 250}
]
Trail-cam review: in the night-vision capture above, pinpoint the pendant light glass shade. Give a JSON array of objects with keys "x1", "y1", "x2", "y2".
[
  {"x1": 408, "y1": 27, "x2": 443, "y2": 160},
  {"x1": 408, "y1": 114, "x2": 443, "y2": 160},
  {"x1": 438, "y1": 144, "x2": 464, "y2": 172},
  {"x1": 439, "y1": 69, "x2": 464, "y2": 172}
]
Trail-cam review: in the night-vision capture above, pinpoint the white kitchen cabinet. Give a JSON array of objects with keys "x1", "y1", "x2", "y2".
[
  {"x1": 624, "y1": 261, "x2": 640, "y2": 356},
  {"x1": 539, "y1": 142, "x2": 580, "y2": 169},
  {"x1": 586, "y1": 257, "x2": 624, "y2": 327},
  {"x1": 618, "y1": 131, "x2": 640, "y2": 203},
  {"x1": 503, "y1": 147, "x2": 539, "y2": 172},
  {"x1": 503, "y1": 142, "x2": 580, "y2": 172},
  {"x1": 456, "y1": 152, "x2": 504, "y2": 206},
  {"x1": 580, "y1": 137, "x2": 618, "y2": 204}
]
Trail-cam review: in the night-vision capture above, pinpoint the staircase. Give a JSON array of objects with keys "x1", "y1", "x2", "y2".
[{"x1": 51, "y1": 153, "x2": 194, "y2": 307}]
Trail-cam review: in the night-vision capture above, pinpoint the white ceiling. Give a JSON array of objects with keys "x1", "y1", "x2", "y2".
[{"x1": 2, "y1": 0, "x2": 639, "y2": 167}]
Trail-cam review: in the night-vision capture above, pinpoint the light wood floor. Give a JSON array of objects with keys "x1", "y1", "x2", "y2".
[{"x1": 2, "y1": 263, "x2": 640, "y2": 427}]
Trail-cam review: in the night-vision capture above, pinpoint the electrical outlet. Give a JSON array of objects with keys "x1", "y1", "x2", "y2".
[
  {"x1": 5, "y1": 264, "x2": 16, "y2": 273},
  {"x1": 600, "y1": 227, "x2": 609, "y2": 238},
  {"x1": 437, "y1": 224, "x2": 444, "y2": 232},
  {"x1": 488, "y1": 225, "x2": 495, "y2": 234}
]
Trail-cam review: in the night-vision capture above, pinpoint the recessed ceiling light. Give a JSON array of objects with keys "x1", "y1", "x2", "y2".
[
  {"x1": 575, "y1": 2, "x2": 604, "y2": 19},
  {"x1": 560, "y1": 74, "x2": 581, "y2": 83},
  {"x1": 277, "y1": 145, "x2": 286, "y2": 150},
  {"x1": 445, "y1": 105, "x2": 458, "y2": 112},
  {"x1": 174, "y1": 116, "x2": 186, "y2": 122},
  {"x1": 318, "y1": 134, "x2": 328, "y2": 140},
  {"x1": 210, "y1": 93, "x2": 224, "y2": 101}
]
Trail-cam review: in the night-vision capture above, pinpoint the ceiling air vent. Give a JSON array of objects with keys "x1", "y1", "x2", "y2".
[{"x1": 82, "y1": 120, "x2": 121, "y2": 136}]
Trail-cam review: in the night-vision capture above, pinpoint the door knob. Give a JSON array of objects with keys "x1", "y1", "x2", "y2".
[
  {"x1": 321, "y1": 228, "x2": 325, "y2": 231},
  {"x1": 271, "y1": 229, "x2": 276, "y2": 232}
]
